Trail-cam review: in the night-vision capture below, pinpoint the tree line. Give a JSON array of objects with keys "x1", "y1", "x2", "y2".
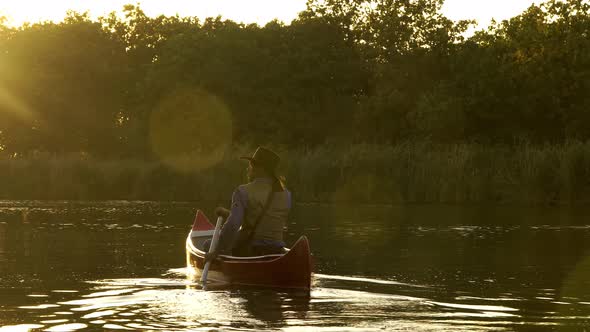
[{"x1": 1, "y1": 0, "x2": 589, "y2": 159}]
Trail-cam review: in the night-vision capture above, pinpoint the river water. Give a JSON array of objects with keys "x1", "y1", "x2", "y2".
[{"x1": 1, "y1": 201, "x2": 589, "y2": 331}]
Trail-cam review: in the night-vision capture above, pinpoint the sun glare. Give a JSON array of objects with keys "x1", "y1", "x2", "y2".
[
  {"x1": 0, "y1": 0, "x2": 307, "y2": 27},
  {"x1": 0, "y1": 87, "x2": 34, "y2": 121},
  {"x1": 0, "y1": 0, "x2": 82, "y2": 26},
  {"x1": 442, "y1": 0, "x2": 541, "y2": 27},
  {"x1": 0, "y1": 0, "x2": 544, "y2": 28}
]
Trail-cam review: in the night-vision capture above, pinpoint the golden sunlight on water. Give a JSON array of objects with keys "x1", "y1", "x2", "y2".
[
  {"x1": 2, "y1": 203, "x2": 590, "y2": 331},
  {"x1": 0, "y1": 324, "x2": 44, "y2": 331},
  {"x1": 149, "y1": 87, "x2": 232, "y2": 173},
  {"x1": 0, "y1": 270, "x2": 533, "y2": 332}
]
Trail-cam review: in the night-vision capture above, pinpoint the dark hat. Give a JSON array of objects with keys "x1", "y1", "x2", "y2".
[{"x1": 240, "y1": 146, "x2": 280, "y2": 173}]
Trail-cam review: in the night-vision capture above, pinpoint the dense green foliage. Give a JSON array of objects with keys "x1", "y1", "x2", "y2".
[
  {"x1": 1, "y1": 0, "x2": 590, "y2": 157},
  {"x1": 1, "y1": 1, "x2": 590, "y2": 203}
]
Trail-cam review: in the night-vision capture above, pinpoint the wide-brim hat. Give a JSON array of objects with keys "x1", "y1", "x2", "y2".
[{"x1": 240, "y1": 146, "x2": 280, "y2": 173}]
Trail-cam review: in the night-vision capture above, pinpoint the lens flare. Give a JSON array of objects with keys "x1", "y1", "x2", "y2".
[
  {"x1": 0, "y1": 87, "x2": 34, "y2": 121},
  {"x1": 0, "y1": 58, "x2": 36, "y2": 152},
  {"x1": 149, "y1": 87, "x2": 232, "y2": 173}
]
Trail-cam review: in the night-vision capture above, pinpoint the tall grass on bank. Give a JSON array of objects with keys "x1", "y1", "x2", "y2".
[{"x1": 1, "y1": 142, "x2": 590, "y2": 204}]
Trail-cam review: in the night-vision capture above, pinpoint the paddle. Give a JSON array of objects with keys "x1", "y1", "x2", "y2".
[{"x1": 200, "y1": 214, "x2": 224, "y2": 290}]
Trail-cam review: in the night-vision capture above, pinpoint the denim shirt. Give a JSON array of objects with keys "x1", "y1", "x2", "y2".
[{"x1": 217, "y1": 177, "x2": 291, "y2": 253}]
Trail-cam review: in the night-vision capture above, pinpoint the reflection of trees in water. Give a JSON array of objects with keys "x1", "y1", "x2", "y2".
[
  {"x1": 232, "y1": 289, "x2": 311, "y2": 326},
  {"x1": 0, "y1": 218, "x2": 34, "y2": 287},
  {"x1": 294, "y1": 204, "x2": 590, "y2": 302}
]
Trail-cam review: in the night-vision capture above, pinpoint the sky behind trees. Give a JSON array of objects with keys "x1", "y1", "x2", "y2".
[{"x1": 1, "y1": 0, "x2": 539, "y2": 28}]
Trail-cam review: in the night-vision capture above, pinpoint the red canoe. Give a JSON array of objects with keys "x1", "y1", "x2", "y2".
[{"x1": 185, "y1": 210, "x2": 313, "y2": 290}]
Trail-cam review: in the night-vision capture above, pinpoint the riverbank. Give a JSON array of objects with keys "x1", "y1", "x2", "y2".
[{"x1": 1, "y1": 142, "x2": 589, "y2": 205}]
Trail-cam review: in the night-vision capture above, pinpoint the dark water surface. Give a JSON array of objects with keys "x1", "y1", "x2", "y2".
[{"x1": 1, "y1": 201, "x2": 590, "y2": 331}]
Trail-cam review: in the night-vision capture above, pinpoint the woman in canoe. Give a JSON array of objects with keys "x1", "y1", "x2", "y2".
[{"x1": 205, "y1": 146, "x2": 291, "y2": 259}]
